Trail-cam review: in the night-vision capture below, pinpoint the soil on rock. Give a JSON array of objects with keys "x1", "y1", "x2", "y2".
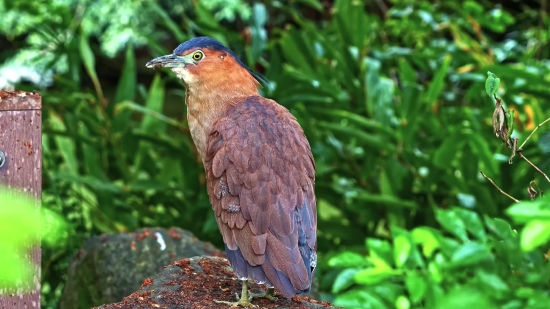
[{"x1": 95, "y1": 256, "x2": 337, "y2": 309}]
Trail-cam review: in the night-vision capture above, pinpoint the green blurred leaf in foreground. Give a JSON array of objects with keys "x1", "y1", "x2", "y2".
[{"x1": 0, "y1": 186, "x2": 66, "y2": 292}]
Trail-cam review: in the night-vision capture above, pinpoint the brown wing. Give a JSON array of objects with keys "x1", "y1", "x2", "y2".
[{"x1": 204, "y1": 95, "x2": 317, "y2": 297}]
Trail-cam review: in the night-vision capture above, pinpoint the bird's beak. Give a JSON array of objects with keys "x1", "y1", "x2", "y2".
[{"x1": 145, "y1": 54, "x2": 192, "y2": 69}]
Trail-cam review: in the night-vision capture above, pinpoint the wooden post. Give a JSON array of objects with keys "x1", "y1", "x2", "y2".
[{"x1": 0, "y1": 90, "x2": 42, "y2": 309}]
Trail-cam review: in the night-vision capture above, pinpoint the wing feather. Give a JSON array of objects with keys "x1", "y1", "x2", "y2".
[{"x1": 204, "y1": 96, "x2": 317, "y2": 297}]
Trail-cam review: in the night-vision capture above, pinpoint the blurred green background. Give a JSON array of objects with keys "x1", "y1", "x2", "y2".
[{"x1": 1, "y1": 0, "x2": 550, "y2": 308}]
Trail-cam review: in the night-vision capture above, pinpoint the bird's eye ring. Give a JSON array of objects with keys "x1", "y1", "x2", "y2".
[{"x1": 192, "y1": 51, "x2": 204, "y2": 61}]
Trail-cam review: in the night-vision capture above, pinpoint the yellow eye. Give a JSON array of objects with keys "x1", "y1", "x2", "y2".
[{"x1": 192, "y1": 51, "x2": 204, "y2": 61}]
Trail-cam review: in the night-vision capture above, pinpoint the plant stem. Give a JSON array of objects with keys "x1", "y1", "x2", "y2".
[
  {"x1": 479, "y1": 171, "x2": 520, "y2": 203},
  {"x1": 517, "y1": 151, "x2": 550, "y2": 183},
  {"x1": 518, "y1": 117, "x2": 550, "y2": 150}
]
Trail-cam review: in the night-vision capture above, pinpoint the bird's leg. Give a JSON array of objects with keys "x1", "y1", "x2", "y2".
[
  {"x1": 214, "y1": 279, "x2": 256, "y2": 308},
  {"x1": 249, "y1": 287, "x2": 278, "y2": 302}
]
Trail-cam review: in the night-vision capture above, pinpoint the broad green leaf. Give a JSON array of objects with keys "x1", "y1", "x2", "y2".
[
  {"x1": 520, "y1": 220, "x2": 550, "y2": 252},
  {"x1": 436, "y1": 288, "x2": 497, "y2": 309},
  {"x1": 328, "y1": 251, "x2": 367, "y2": 268},
  {"x1": 412, "y1": 227, "x2": 440, "y2": 258},
  {"x1": 484, "y1": 216, "x2": 516, "y2": 240},
  {"x1": 449, "y1": 242, "x2": 491, "y2": 267},
  {"x1": 454, "y1": 208, "x2": 487, "y2": 241},
  {"x1": 476, "y1": 269, "x2": 509, "y2": 294},
  {"x1": 354, "y1": 267, "x2": 396, "y2": 285},
  {"x1": 366, "y1": 238, "x2": 394, "y2": 267},
  {"x1": 0, "y1": 187, "x2": 65, "y2": 291},
  {"x1": 435, "y1": 209, "x2": 469, "y2": 242},
  {"x1": 506, "y1": 197, "x2": 550, "y2": 223},
  {"x1": 485, "y1": 71, "x2": 501, "y2": 97},
  {"x1": 393, "y1": 235, "x2": 411, "y2": 268},
  {"x1": 333, "y1": 289, "x2": 387, "y2": 309},
  {"x1": 428, "y1": 261, "x2": 443, "y2": 283},
  {"x1": 405, "y1": 272, "x2": 427, "y2": 302},
  {"x1": 332, "y1": 268, "x2": 360, "y2": 293}
]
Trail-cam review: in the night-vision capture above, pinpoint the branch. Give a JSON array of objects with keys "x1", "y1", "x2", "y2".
[
  {"x1": 517, "y1": 151, "x2": 550, "y2": 183},
  {"x1": 479, "y1": 171, "x2": 520, "y2": 203},
  {"x1": 518, "y1": 117, "x2": 550, "y2": 150}
]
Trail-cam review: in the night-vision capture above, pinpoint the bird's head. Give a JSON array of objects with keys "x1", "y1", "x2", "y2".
[{"x1": 146, "y1": 36, "x2": 266, "y2": 91}]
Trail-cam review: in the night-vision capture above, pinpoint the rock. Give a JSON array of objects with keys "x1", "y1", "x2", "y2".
[
  {"x1": 94, "y1": 256, "x2": 337, "y2": 309},
  {"x1": 59, "y1": 227, "x2": 224, "y2": 309}
]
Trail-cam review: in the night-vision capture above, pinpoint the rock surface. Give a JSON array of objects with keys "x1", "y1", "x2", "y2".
[
  {"x1": 59, "y1": 227, "x2": 224, "y2": 309},
  {"x1": 94, "y1": 256, "x2": 336, "y2": 309}
]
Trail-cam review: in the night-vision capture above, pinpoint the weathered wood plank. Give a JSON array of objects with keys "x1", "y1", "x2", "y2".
[
  {"x1": 0, "y1": 91, "x2": 42, "y2": 309},
  {"x1": 0, "y1": 91, "x2": 42, "y2": 111}
]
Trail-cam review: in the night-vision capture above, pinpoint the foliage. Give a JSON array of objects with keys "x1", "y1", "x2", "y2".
[
  {"x1": 1, "y1": 0, "x2": 550, "y2": 308},
  {"x1": 0, "y1": 187, "x2": 66, "y2": 291},
  {"x1": 329, "y1": 204, "x2": 550, "y2": 309}
]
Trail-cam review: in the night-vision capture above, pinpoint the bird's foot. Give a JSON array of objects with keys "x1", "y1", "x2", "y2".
[
  {"x1": 249, "y1": 287, "x2": 278, "y2": 302},
  {"x1": 213, "y1": 293, "x2": 257, "y2": 308}
]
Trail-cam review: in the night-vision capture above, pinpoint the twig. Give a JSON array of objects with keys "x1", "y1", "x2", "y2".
[
  {"x1": 518, "y1": 117, "x2": 550, "y2": 150},
  {"x1": 517, "y1": 151, "x2": 550, "y2": 183},
  {"x1": 479, "y1": 171, "x2": 520, "y2": 203},
  {"x1": 508, "y1": 137, "x2": 518, "y2": 164}
]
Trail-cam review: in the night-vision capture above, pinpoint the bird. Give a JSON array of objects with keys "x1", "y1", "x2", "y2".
[{"x1": 145, "y1": 36, "x2": 317, "y2": 308}]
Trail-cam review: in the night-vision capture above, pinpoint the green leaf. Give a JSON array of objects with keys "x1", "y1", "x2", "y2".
[
  {"x1": 435, "y1": 288, "x2": 497, "y2": 309},
  {"x1": 449, "y1": 242, "x2": 491, "y2": 267},
  {"x1": 354, "y1": 267, "x2": 396, "y2": 285},
  {"x1": 114, "y1": 43, "x2": 137, "y2": 104},
  {"x1": 333, "y1": 289, "x2": 387, "y2": 309},
  {"x1": 406, "y1": 272, "x2": 427, "y2": 302},
  {"x1": 328, "y1": 251, "x2": 367, "y2": 268},
  {"x1": 484, "y1": 216, "x2": 516, "y2": 240},
  {"x1": 79, "y1": 33, "x2": 103, "y2": 100},
  {"x1": 475, "y1": 269, "x2": 509, "y2": 294},
  {"x1": 506, "y1": 198, "x2": 550, "y2": 223},
  {"x1": 433, "y1": 131, "x2": 465, "y2": 168},
  {"x1": 295, "y1": 0, "x2": 323, "y2": 10},
  {"x1": 519, "y1": 220, "x2": 550, "y2": 251},
  {"x1": 468, "y1": 134, "x2": 498, "y2": 176},
  {"x1": 393, "y1": 235, "x2": 411, "y2": 268},
  {"x1": 50, "y1": 113, "x2": 78, "y2": 174},
  {"x1": 425, "y1": 54, "x2": 451, "y2": 107},
  {"x1": 0, "y1": 187, "x2": 65, "y2": 291},
  {"x1": 395, "y1": 295, "x2": 410, "y2": 309},
  {"x1": 112, "y1": 43, "x2": 137, "y2": 132},
  {"x1": 428, "y1": 261, "x2": 443, "y2": 283},
  {"x1": 366, "y1": 238, "x2": 394, "y2": 267},
  {"x1": 435, "y1": 209, "x2": 469, "y2": 242},
  {"x1": 332, "y1": 268, "x2": 360, "y2": 293},
  {"x1": 485, "y1": 71, "x2": 501, "y2": 97},
  {"x1": 412, "y1": 227, "x2": 440, "y2": 258},
  {"x1": 398, "y1": 58, "x2": 417, "y2": 85},
  {"x1": 454, "y1": 208, "x2": 487, "y2": 241}
]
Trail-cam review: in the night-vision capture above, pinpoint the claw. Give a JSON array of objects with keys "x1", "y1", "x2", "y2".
[{"x1": 213, "y1": 281, "x2": 278, "y2": 307}]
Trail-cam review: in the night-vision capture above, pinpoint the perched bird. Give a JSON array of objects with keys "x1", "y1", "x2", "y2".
[{"x1": 146, "y1": 37, "x2": 317, "y2": 307}]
